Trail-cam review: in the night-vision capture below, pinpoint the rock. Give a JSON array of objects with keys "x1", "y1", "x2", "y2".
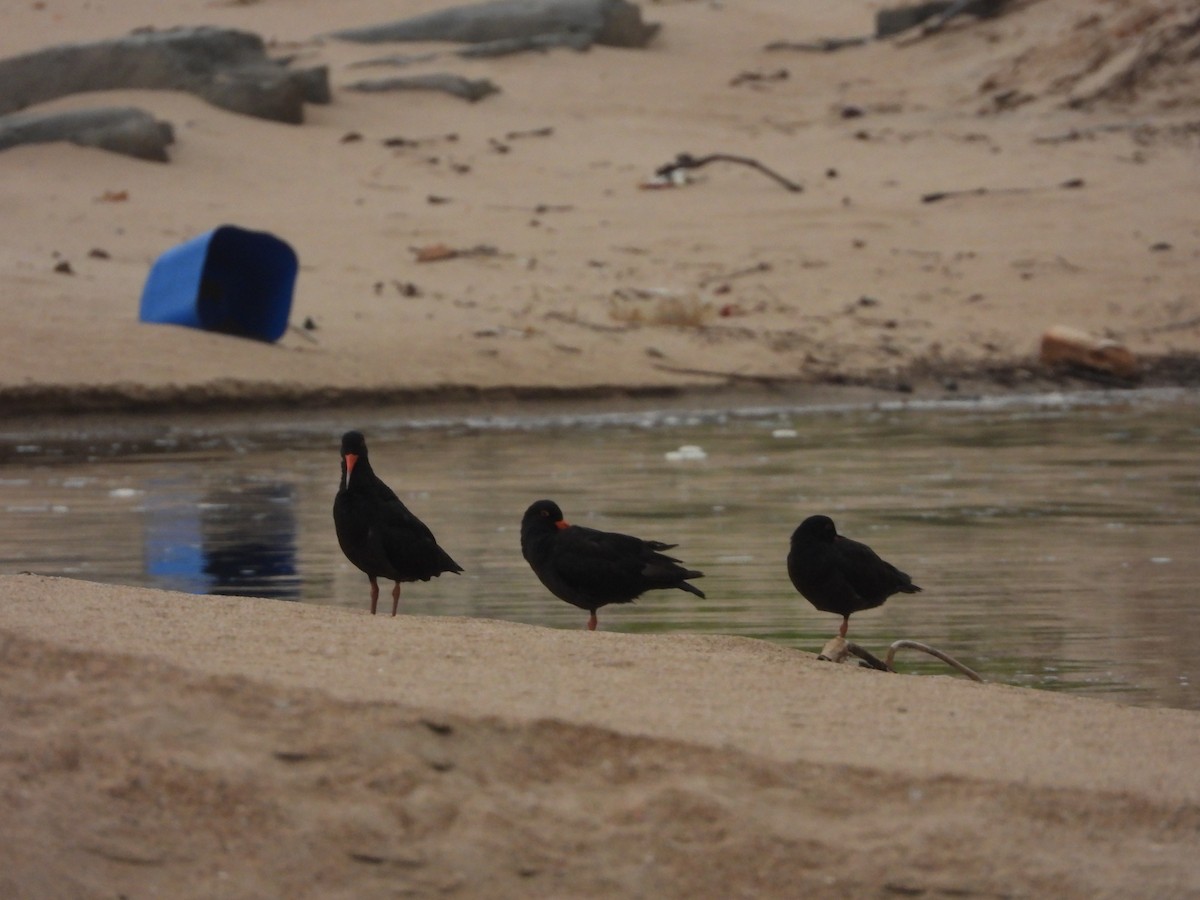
[
  {"x1": 0, "y1": 106, "x2": 174, "y2": 161},
  {"x1": 1039, "y1": 325, "x2": 1139, "y2": 380},
  {"x1": 331, "y1": 0, "x2": 659, "y2": 49},
  {"x1": 0, "y1": 27, "x2": 330, "y2": 124}
]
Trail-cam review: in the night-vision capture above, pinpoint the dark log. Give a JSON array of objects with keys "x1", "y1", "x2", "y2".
[
  {"x1": 0, "y1": 27, "x2": 329, "y2": 124},
  {"x1": 331, "y1": 0, "x2": 659, "y2": 49},
  {"x1": 0, "y1": 107, "x2": 174, "y2": 161}
]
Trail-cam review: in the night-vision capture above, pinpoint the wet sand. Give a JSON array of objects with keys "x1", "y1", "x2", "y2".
[{"x1": 2, "y1": 0, "x2": 1200, "y2": 895}]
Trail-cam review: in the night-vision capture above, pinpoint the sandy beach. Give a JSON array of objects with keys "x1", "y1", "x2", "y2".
[
  {"x1": 2, "y1": 0, "x2": 1199, "y2": 895},
  {"x1": 3, "y1": 575, "x2": 1200, "y2": 898},
  {"x1": 0, "y1": 0, "x2": 1198, "y2": 414}
]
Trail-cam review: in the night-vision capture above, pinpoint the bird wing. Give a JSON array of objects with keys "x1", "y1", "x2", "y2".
[
  {"x1": 837, "y1": 536, "x2": 918, "y2": 598},
  {"x1": 552, "y1": 525, "x2": 650, "y2": 583},
  {"x1": 376, "y1": 497, "x2": 438, "y2": 543},
  {"x1": 371, "y1": 498, "x2": 460, "y2": 574}
]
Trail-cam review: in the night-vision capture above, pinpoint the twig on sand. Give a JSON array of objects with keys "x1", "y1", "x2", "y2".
[
  {"x1": 652, "y1": 153, "x2": 804, "y2": 193},
  {"x1": 764, "y1": 35, "x2": 872, "y2": 53},
  {"x1": 818, "y1": 635, "x2": 983, "y2": 681},
  {"x1": 921, "y1": 177, "x2": 1084, "y2": 204},
  {"x1": 698, "y1": 261, "x2": 771, "y2": 288},
  {"x1": 885, "y1": 639, "x2": 984, "y2": 681}
]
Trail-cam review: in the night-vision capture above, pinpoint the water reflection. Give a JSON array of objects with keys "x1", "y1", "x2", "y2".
[
  {"x1": 144, "y1": 477, "x2": 300, "y2": 599},
  {"x1": 0, "y1": 389, "x2": 1197, "y2": 710}
]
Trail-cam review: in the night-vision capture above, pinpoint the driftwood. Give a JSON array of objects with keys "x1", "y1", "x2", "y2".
[
  {"x1": 0, "y1": 107, "x2": 174, "y2": 161},
  {"x1": 819, "y1": 636, "x2": 984, "y2": 681},
  {"x1": 766, "y1": 0, "x2": 1008, "y2": 53},
  {"x1": 348, "y1": 30, "x2": 595, "y2": 70},
  {"x1": 457, "y1": 31, "x2": 595, "y2": 56},
  {"x1": 651, "y1": 153, "x2": 804, "y2": 192},
  {"x1": 345, "y1": 73, "x2": 500, "y2": 102},
  {"x1": 877, "y1": 0, "x2": 1007, "y2": 39},
  {"x1": 0, "y1": 27, "x2": 329, "y2": 124},
  {"x1": 764, "y1": 36, "x2": 871, "y2": 54},
  {"x1": 921, "y1": 178, "x2": 1084, "y2": 204},
  {"x1": 331, "y1": 0, "x2": 659, "y2": 49}
]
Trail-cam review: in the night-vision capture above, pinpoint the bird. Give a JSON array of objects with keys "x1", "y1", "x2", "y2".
[
  {"x1": 333, "y1": 430, "x2": 462, "y2": 615},
  {"x1": 520, "y1": 499, "x2": 705, "y2": 631},
  {"x1": 787, "y1": 514, "x2": 921, "y2": 638}
]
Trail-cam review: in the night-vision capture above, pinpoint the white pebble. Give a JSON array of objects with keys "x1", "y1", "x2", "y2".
[{"x1": 664, "y1": 444, "x2": 707, "y2": 461}]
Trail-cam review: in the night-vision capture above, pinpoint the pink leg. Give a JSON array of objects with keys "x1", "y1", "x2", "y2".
[
  {"x1": 369, "y1": 576, "x2": 380, "y2": 615},
  {"x1": 839, "y1": 616, "x2": 849, "y2": 638},
  {"x1": 587, "y1": 611, "x2": 598, "y2": 631},
  {"x1": 391, "y1": 582, "x2": 401, "y2": 617}
]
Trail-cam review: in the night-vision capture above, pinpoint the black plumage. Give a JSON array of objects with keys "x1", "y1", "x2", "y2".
[
  {"x1": 787, "y1": 514, "x2": 921, "y2": 637},
  {"x1": 333, "y1": 430, "x2": 462, "y2": 615},
  {"x1": 520, "y1": 499, "x2": 705, "y2": 631}
]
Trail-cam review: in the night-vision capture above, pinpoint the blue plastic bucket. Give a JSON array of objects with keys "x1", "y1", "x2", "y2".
[{"x1": 138, "y1": 225, "x2": 298, "y2": 343}]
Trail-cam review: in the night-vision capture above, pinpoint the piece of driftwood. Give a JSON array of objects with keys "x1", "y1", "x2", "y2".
[
  {"x1": 459, "y1": 31, "x2": 596, "y2": 56},
  {"x1": 921, "y1": 178, "x2": 1084, "y2": 204},
  {"x1": 885, "y1": 640, "x2": 984, "y2": 681},
  {"x1": 819, "y1": 636, "x2": 984, "y2": 681},
  {"x1": 330, "y1": 0, "x2": 659, "y2": 49},
  {"x1": 1039, "y1": 325, "x2": 1139, "y2": 380},
  {"x1": 0, "y1": 106, "x2": 174, "y2": 161},
  {"x1": 817, "y1": 636, "x2": 891, "y2": 671},
  {"x1": 0, "y1": 27, "x2": 329, "y2": 124},
  {"x1": 345, "y1": 73, "x2": 500, "y2": 102},
  {"x1": 876, "y1": 0, "x2": 1007, "y2": 39},
  {"x1": 765, "y1": 0, "x2": 1007, "y2": 53},
  {"x1": 349, "y1": 31, "x2": 593, "y2": 69},
  {"x1": 651, "y1": 153, "x2": 804, "y2": 192},
  {"x1": 764, "y1": 36, "x2": 872, "y2": 53}
]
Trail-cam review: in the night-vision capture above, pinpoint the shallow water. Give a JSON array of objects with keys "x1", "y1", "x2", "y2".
[{"x1": 2, "y1": 389, "x2": 1198, "y2": 710}]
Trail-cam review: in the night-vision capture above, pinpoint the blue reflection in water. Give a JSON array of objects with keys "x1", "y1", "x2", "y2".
[{"x1": 144, "y1": 478, "x2": 300, "y2": 600}]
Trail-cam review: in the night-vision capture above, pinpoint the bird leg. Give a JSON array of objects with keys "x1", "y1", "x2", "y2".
[
  {"x1": 839, "y1": 616, "x2": 849, "y2": 638},
  {"x1": 368, "y1": 576, "x2": 380, "y2": 615},
  {"x1": 587, "y1": 611, "x2": 598, "y2": 631},
  {"x1": 391, "y1": 581, "x2": 401, "y2": 617}
]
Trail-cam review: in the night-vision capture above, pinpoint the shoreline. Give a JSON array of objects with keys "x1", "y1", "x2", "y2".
[{"x1": 3, "y1": 351, "x2": 1199, "y2": 422}]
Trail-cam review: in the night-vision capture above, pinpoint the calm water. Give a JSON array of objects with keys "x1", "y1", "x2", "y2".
[{"x1": 2, "y1": 390, "x2": 1198, "y2": 710}]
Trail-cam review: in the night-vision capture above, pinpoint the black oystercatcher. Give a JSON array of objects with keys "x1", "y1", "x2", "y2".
[
  {"x1": 520, "y1": 499, "x2": 705, "y2": 631},
  {"x1": 787, "y1": 514, "x2": 921, "y2": 638},
  {"x1": 333, "y1": 430, "x2": 463, "y2": 615}
]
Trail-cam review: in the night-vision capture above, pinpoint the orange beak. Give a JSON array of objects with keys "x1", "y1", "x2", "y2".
[
  {"x1": 344, "y1": 453, "x2": 358, "y2": 477},
  {"x1": 555, "y1": 519, "x2": 570, "y2": 530}
]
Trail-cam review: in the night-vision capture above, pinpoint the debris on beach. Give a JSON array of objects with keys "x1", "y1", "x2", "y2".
[
  {"x1": 764, "y1": 0, "x2": 1010, "y2": 53},
  {"x1": 818, "y1": 635, "x2": 984, "y2": 681},
  {"x1": 0, "y1": 27, "x2": 329, "y2": 124},
  {"x1": 0, "y1": 107, "x2": 174, "y2": 161},
  {"x1": 344, "y1": 73, "x2": 500, "y2": 102},
  {"x1": 664, "y1": 445, "x2": 707, "y2": 462},
  {"x1": 411, "y1": 244, "x2": 501, "y2": 263},
  {"x1": 642, "y1": 153, "x2": 803, "y2": 193},
  {"x1": 330, "y1": 0, "x2": 660, "y2": 51},
  {"x1": 1039, "y1": 325, "x2": 1139, "y2": 381}
]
